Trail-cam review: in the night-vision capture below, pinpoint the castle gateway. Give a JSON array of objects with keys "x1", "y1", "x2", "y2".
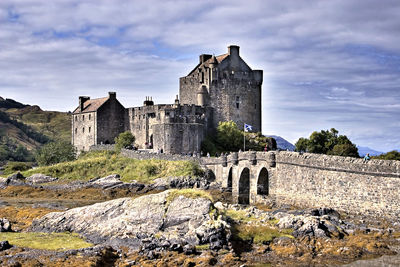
[{"x1": 72, "y1": 45, "x2": 263, "y2": 153}]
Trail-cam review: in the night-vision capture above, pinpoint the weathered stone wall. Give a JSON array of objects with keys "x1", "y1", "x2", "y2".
[
  {"x1": 179, "y1": 45, "x2": 263, "y2": 132},
  {"x1": 72, "y1": 112, "x2": 97, "y2": 152},
  {"x1": 96, "y1": 97, "x2": 126, "y2": 145},
  {"x1": 273, "y1": 152, "x2": 400, "y2": 219}
]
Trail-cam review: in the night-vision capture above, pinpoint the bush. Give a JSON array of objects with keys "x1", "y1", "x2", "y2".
[
  {"x1": 35, "y1": 141, "x2": 76, "y2": 166},
  {"x1": 115, "y1": 131, "x2": 135, "y2": 152},
  {"x1": 372, "y1": 150, "x2": 400, "y2": 160},
  {"x1": 4, "y1": 161, "x2": 32, "y2": 175}
]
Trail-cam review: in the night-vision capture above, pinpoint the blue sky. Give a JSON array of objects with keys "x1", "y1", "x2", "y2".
[{"x1": 0, "y1": 0, "x2": 399, "y2": 152}]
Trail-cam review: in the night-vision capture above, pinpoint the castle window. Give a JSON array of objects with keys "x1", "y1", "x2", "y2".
[
  {"x1": 75, "y1": 116, "x2": 77, "y2": 121},
  {"x1": 82, "y1": 127, "x2": 85, "y2": 133},
  {"x1": 201, "y1": 72, "x2": 204, "y2": 83},
  {"x1": 89, "y1": 114, "x2": 91, "y2": 120},
  {"x1": 82, "y1": 115, "x2": 84, "y2": 121},
  {"x1": 236, "y1": 96, "x2": 240, "y2": 109},
  {"x1": 254, "y1": 104, "x2": 257, "y2": 109},
  {"x1": 75, "y1": 128, "x2": 77, "y2": 134},
  {"x1": 89, "y1": 127, "x2": 91, "y2": 133}
]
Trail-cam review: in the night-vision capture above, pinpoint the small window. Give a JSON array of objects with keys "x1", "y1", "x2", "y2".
[
  {"x1": 89, "y1": 127, "x2": 91, "y2": 133},
  {"x1": 201, "y1": 72, "x2": 204, "y2": 83},
  {"x1": 75, "y1": 116, "x2": 77, "y2": 121},
  {"x1": 82, "y1": 115, "x2": 84, "y2": 121},
  {"x1": 236, "y1": 103, "x2": 240, "y2": 109},
  {"x1": 235, "y1": 96, "x2": 240, "y2": 109},
  {"x1": 254, "y1": 104, "x2": 257, "y2": 109},
  {"x1": 82, "y1": 127, "x2": 85, "y2": 133},
  {"x1": 89, "y1": 114, "x2": 91, "y2": 120},
  {"x1": 75, "y1": 128, "x2": 77, "y2": 134}
]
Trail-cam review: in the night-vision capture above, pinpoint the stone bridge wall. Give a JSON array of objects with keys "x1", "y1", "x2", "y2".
[{"x1": 274, "y1": 152, "x2": 400, "y2": 219}]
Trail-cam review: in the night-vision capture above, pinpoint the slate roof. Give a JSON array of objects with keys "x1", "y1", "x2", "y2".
[{"x1": 73, "y1": 97, "x2": 108, "y2": 114}]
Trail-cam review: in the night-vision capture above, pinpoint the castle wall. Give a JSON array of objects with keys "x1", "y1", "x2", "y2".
[
  {"x1": 96, "y1": 98, "x2": 125, "y2": 145},
  {"x1": 71, "y1": 112, "x2": 97, "y2": 152},
  {"x1": 273, "y1": 152, "x2": 400, "y2": 219}
]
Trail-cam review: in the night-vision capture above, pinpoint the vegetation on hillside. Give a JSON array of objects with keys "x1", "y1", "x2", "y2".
[
  {"x1": 372, "y1": 150, "x2": 400, "y2": 160},
  {"x1": 35, "y1": 141, "x2": 76, "y2": 166},
  {"x1": 295, "y1": 128, "x2": 359, "y2": 157},
  {"x1": 23, "y1": 151, "x2": 204, "y2": 183},
  {"x1": 201, "y1": 121, "x2": 276, "y2": 155}
]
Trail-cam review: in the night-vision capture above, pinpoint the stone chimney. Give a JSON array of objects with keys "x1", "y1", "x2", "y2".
[
  {"x1": 228, "y1": 45, "x2": 240, "y2": 57},
  {"x1": 174, "y1": 95, "x2": 180, "y2": 105},
  {"x1": 199, "y1": 54, "x2": 212, "y2": 64},
  {"x1": 108, "y1": 92, "x2": 116, "y2": 99},
  {"x1": 79, "y1": 96, "x2": 90, "y2": 111}
]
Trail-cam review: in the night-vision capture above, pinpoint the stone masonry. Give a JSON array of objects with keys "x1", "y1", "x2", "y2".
[{"x1": 72, "y1": 45, "x2": 263, "y2": 154}]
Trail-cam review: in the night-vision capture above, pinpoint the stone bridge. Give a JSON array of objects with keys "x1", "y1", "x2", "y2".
[{"x1": 200, "y1": 151, "x2": 276, "y2": 205}]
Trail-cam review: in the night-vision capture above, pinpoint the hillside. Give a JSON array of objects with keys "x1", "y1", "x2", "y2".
[
  {"x1": 0, "y1": 97, "x2": 71, "y2": 159},
  {"x1": 267, "y1": 135, "x2": 295, "y2": 151}
]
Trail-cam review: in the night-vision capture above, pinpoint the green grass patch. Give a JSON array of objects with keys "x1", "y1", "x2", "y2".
[
  {"x1": 195, "y1": 244, "x2": 210, "y2": 251},
  {"x1": 166, "y1": 189, "x2": 213, "y2": 204},
  {"x1": 233, "y1": 224, "x2": 293, "y2": 244},
  {"x1": 4, "y1": 161, "x2": 33, "y2": 175},
  {"x1": 22, "y1": 150, "x2": 203, "y2": 183},
  {"x1": 0, "y1": 232, "x2": 92, "y2": 251},
  {"x1": 221, "y1": 209, "x2": 256, "y2": 223}
]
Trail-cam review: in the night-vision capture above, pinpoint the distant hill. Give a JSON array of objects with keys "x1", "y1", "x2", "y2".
[
  {"x1": 267, "y1": 135, "x2": 295, "y2": 151},
  {"x1": 357, "y1": 146, "x2": 384, "y2": 157},
  {"x1": 0, "y1": 97, "x2": 71, "y2": 152}
]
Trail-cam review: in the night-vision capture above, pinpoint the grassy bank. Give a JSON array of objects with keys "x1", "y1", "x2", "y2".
[{"x1": 22, "y1": 151, "x2": 204, "y2": 183}]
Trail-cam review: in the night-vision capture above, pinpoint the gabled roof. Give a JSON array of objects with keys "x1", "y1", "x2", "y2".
[
  {"x1": 187, "y1": 53, "x2": 230, "y2": 76},
  {"x1": 73, "y1": 97, "x2": 108, "y2": 114}
]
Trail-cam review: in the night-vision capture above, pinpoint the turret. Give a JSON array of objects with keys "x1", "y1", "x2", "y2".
[{"x1": 197, "y1": 85, "x2": 208, "y2": 106}]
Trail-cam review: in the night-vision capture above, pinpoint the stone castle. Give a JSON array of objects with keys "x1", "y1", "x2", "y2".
[{"x1": 72, "y1": 45, "x2": 263, "y2": 153}]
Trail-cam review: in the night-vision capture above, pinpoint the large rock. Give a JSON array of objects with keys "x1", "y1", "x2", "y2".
[
  {"x1": 0, "y1": 241, "x2": 11, "y2": 251},
  {"x1": 152, "y1": 176, "x2": 210, "y2": 190},
  {"x1": 0, "y1": 218, "x2": 11, "y2": 232},
  {"x1": 88, "y1": 174, "x2": 123, "y2": 189},
  {"x1": 26, "y1": 173, "x2": 58, "y2": 184},
  {"x1": 30, "y1": 190, "x2": 230, "y2": 251}
]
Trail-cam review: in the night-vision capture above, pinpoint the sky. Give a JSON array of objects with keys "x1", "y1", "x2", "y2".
[{"x1": 0, "y1": 0, "x2": 399, "y2": 152}]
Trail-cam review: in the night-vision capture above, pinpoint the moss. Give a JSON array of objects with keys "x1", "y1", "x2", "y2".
[
  {"x1": 0, "y1": 232, "x2": 92, "y2": 250},
  {"x1": 166, "y1": 189, "x2": 213, "y2": 205},
  {"x1": 233, "y1": 225, "x2": 293, "y2": 244},
  {"x1": 22, "y1": 150, "x2": 203, "y2": 183},
  {"x1": 195, "y1": 244, "x2": 210, "y2": 251},
  {"x1": 222, "y1": 209, "x2": 256, "y2": 223}
]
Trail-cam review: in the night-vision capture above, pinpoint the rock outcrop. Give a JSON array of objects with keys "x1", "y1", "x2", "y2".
[
  {"x1": 0, "y1": 219, "x2": 11, "y2": 232},
  {"x1": 30, "y1": 190, "x2": 230, "y2": 251},
  {"x1": 26, "y1": 174, "x2": 58, "y2": 184}
]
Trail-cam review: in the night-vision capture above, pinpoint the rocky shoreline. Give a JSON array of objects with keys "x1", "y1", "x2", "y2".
[{"x1": 0, "y1": 172, "x2": 399, "y2": 266}]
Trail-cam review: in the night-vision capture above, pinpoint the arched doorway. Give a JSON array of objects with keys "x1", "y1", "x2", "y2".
[
  {"x1": 238, "y1": 168, "x2": 250, "y2": 204},
  {"x1": 257, "y1": 168, "x2": 269, "y2": 195},
  {"x1": 206, "y1": 169, "x2": 216, "y2": 182},
  {"x1": 227, "y1": 168, "x2": 232, "y2": 192}
]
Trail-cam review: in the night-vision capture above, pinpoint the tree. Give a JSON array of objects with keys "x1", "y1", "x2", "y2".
[
  {"x1": 295, "y1": 128, "x2": 359, "y2": 157},
  {"x1": 372, "y1": 150, "x2": 400, "y2": 161},
  {"x1": 115, "y1": 131, "x2": 135, "y2": 151},
  {"x1": 35, "y1": 141, "x2": 76, "y2": 166},
  {"x1": 216, "y1": 121, "x2": 243, "y2": 152}
]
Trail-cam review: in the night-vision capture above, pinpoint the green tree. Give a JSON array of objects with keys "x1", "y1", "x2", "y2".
[
  {"x1": 216, "y1": 121, "x2": 243, "y2": 152},
  {"x1": 295, "y1": 128, "x2": 359, "y2": 157},
  {"x1": 14, "y1": 145, "x2": 33, "y2": 162},
  {"x1": 114, "y1": 131, "x2": 135, "y2": 152},
  {"x1": 372, "y1": 150, "x2": 400, "y2": 160},
  {"x1": 35, "y1": 141, "x2": 76, "y2": 166}
]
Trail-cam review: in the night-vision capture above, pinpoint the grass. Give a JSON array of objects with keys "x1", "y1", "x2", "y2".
[
  {"x1": 0, "y1": 232, "x2": 92, "y2": 251},
  {"x1": 221, "y1": 209, "x2": 256, "y2": 223},
  {"x1": 22, "y1": 151, "x2": 204, "y2": 183},
  {"x1": 195, "y1": 244, "x2": 210, "y2": 251},
  {"x1": 233, "y1": 224, "x2": 293, "y2": 244},
  {"x1": 166, "y1": 189, "x2": 213, "y2": 204}
]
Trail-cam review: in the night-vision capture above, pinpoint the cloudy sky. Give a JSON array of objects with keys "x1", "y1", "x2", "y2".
[{"x1": 1, "y1": 0, "x2": 399, "y2": 152}]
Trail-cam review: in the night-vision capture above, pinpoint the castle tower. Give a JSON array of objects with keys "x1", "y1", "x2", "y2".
[{"x1": 179, "y1": 45, "x2": 263, "y2": 132}]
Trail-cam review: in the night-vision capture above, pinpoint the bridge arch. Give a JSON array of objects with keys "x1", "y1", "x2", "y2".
[
  {"x1": 257, "y1": 167, "x2": 269, "y2": 196},
  {"x1": 238, "y1": 167, "x2": 250, "y2": 204},
  {"x1": 227, "y1": 167, "x2": 233, "y2": 192}
]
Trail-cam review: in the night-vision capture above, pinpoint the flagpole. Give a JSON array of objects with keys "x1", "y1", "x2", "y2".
[{"x1": 243, "y1": 123, "x2": 246, "y2": 151}]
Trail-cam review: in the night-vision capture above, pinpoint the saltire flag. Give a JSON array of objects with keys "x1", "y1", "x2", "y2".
[{"x1": 244, "y1": 123, "x2": 253, "y2": 132}]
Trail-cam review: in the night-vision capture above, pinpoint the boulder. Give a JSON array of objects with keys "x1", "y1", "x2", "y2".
[
  {"x1": 30, "y1": 190, "x2": 230, "y2": 251},
  {"x1": 151, "y1": 176, "x2": 210, "y2": 190},
  {"x1": 26, "y1": 173, "x2": 58, "y2": 184},
  {"x1": 0, "y1": 241, "x2": 11, "y2": 251},
  {"x1": 7, "y1": 172, "x2": 25, "y2": 185},
  {"x1": 0, "y1": 218, "x2": 11, "y2": 232},
  {"x1": 88, "y1": 174, "x2": 123, "y2": 189}
]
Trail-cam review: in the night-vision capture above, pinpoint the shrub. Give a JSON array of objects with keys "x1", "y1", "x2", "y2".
[
  {"x1": 35, "y1": 141, "x2": 76, "y2": 166},
  {"x1": 4, "y1": 161, "x2": 32, "y2": 175},
  {"x1": 115, "y1": 131, "x2": 135, "y2": 152}
]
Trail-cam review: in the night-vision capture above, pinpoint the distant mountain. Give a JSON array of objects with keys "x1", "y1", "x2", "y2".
[
  {"x1": 0, "y1": 96, "x2": 71, "y2": 151},
  {"x1": 357, "y1": 146, "x2": 384, "y2": 157},
  {"x1": 267, "y1": 135, "x2": 295, "y2": 151}
]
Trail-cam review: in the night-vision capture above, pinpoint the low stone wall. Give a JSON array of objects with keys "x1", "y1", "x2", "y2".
[{"x1": 274, "y1": 152, "x2": 400, "y2": 219}]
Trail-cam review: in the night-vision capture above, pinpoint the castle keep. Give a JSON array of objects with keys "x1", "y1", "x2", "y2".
[{"x1": 72, "y1": 45, "x2": 263, "y2": 153}]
